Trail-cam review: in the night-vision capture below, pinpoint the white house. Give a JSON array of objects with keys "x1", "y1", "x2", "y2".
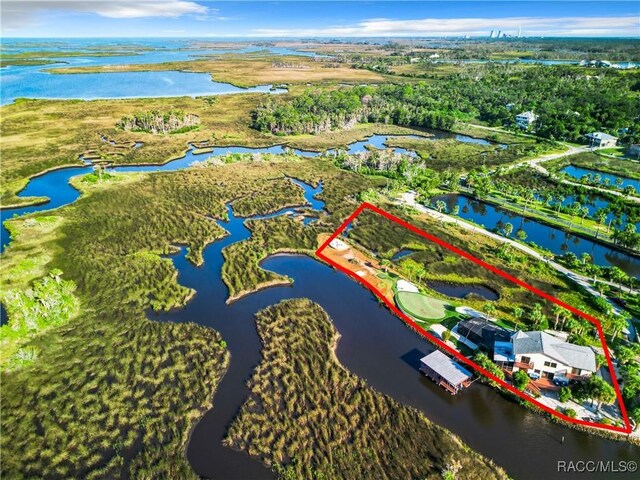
[
  {"x1": 493, "y1": 331, "x2": 597, "y2": 381},
  {"x1": 585, "y1": 132, "x2": 618, "y2": 148},
  {"x1": 515, "y1": 111, "x2": 538, "y2": 129}
]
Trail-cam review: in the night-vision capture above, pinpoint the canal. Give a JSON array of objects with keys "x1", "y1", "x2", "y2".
[{"x1": 431, "y1": 193, "x2": 640, "y2": 278}]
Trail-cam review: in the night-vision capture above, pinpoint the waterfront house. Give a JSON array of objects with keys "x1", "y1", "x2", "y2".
[
  {"x1": 419, "y1": 350, "x2": 472, "y2": 395},
  {"x1": 585, "y1": 132, "x2": 618, "y2": 148},
  {"x1": 457, "y1": 318, "x2": 511, "y2": 352},
  {"x1": 515, "y1": 111, "x2": 538, "y2": 129},
  {"x1": 493, "y1": 331, "x2": 597, "y2": 383}
]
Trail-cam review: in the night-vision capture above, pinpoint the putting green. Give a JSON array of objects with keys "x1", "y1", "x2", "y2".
[{"x1": 395, "y1": 291, "x2": 449, "y2": 322}]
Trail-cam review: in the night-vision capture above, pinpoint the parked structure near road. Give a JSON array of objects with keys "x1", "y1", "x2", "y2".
[
  {"x1": 585, "y1": 131, "x2": 618, "y2": 148},
  {"x1": 419, "y1": 350, "x2": 472, "y2": 395},
  {"x1": 493, "y1": 331, "x2": 597, "y2": 382},
  {"x1": 515, "y1": 111, "x2": 538, "y2": 129}
]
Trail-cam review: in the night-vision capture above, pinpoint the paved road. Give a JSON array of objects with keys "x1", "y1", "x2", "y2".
[{"x1": 398, "y1": 191, "x2": 636, "y2": 339}]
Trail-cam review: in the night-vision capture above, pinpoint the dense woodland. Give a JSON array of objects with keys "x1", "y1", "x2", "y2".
[
  {"x1": 117, "y1": 110, "x2": 200, "y2": 134},
  {"x1": 252, "y1": 66, "x2": 640, "y2": 143}
]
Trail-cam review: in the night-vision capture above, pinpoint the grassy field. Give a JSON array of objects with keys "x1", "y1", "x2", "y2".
[
  {"x1": 0, "y1": 92, "x2": 420, "y2": 207},
  {"x1": 49, "y1": 53, "x2": 391, "y2": 88},
  {"x1": 0, "y1": 169, "x2": 236, "y2": 478},
  {"x1": 395, "y1": 290, "x2": 449, "y2": 321},
  {"x1": 0, "y1": 154, "x2": 382, "y2": 478},
  {"x1": 0, "y1": 94, "x2": 283, "y2": 206},
  {"x1": 225, "y1": 298, "x2": 507, "y2": 480},
  {"x1": 347, "y1": 203, "x2": 608, "y2": 329},
  {"x1": 385, "y1": 136, "x2": 555, "y2": 172}
]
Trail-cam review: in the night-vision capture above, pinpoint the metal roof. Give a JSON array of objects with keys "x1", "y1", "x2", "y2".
[
  {"x1": 586, "y1": 132, "x2": 618, "y2": 141},
  {"x1": 511, "y1": 331, "x2": 596, "y2": 372},
  {"x1": 420, "y1": 350, "x2": 472, "y2": 386}
]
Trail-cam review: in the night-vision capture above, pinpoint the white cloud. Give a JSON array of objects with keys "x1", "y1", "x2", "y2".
[
  {"x1": 249, "y1": 15, "x2": 640, "y2": 37},
  {"x1": 1, "y1": 1, "x2": 208, "y2": 31},
  {"x1": 93, "y1": 2, "x2": 208, "y2": 19}
]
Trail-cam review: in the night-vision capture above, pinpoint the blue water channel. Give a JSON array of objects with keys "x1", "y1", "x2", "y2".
[
  {"x1": 0, "y1": 132, "x2": 502, "y2": 251},
  {"x1": 432, "y1": 194, "x2": 640, "y2": 278},
  {"x1": 1, "y1": 128, "x2": 638, "y2": 478},
  {"x1": 562, "y1": 165, "x2": 640, "y2": 192},
  {"x1": 152, "y1": 186, "x2": 639, "y2": 480}
]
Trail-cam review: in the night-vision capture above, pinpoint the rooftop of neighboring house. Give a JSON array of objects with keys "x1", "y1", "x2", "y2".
[
  {"x1": 516, "y1": 111, "x2": 537, "y2": 120},
  {"x1": 586, "y1": 131, "x2": 618, "y2": 141}
]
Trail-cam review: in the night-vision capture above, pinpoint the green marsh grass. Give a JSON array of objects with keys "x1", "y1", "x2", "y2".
[{"x1": 225, "y1": 298, "x2": 507, "y2": 480}]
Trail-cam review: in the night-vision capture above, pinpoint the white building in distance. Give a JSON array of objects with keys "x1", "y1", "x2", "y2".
[
  {"x1": 585, "y1": 132, "x2": 618, "y2": 148},
  {"x1": 515, "y1": 111, "x2": 538, "y2": 129}
]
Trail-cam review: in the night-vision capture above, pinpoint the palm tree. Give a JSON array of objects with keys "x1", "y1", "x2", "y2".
[
  {"x1": 435, "y1": 200, "x2": 447, "y2": 214},
  {"x1": 530, "y1": 303, "x2": 547, "y2": 330},
  {"x1": 609, "y1": 312, "x2": 629, "y2": 340},
  {"x1": 503, "y1": 222, "x2": 514, "y2": 237},
  {"x1": 482, "y1": 302, "x2": 497, "y2": 318},
  {"x1": 521, "y1": 188, "x2": 535, "y2": 214},
  {"x1": 623, "y1": 185, "x2": 636, "y2": 198},
  {"x1": 594, "y1": 208, "x2": 607, "y2": 240},
  {"x1": 552, "y1": 305, "x2": 566, "y2": 330},
  {"x1": 568, "y1": 202, "x2": 581, "y2": 229},
  {"x1": 609, "y1": 266, "x2": 626, "y2": 293},
  {"x1": 555, "y1": 195, "x2": 565, "y2": 217},
  {"x1": 580, "y1": 252, "x2": 592, "y2": 265},
  {"x1": 512, "y1": 306, "x2": 524, "y2": 327},
  {"x1": 415, "y1": 264, "x2": 427, "y2": 284},
  {"x1": 579, "y1": 206, "x2": 590, "y2": 225},
  {"x1": 380, "y1": 259, "x2": 391, "y2": 273}
]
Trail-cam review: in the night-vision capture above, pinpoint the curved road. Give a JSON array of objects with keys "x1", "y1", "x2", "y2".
[{"x1": 468, "y1": 123, "x2": 640, "y2": 203}]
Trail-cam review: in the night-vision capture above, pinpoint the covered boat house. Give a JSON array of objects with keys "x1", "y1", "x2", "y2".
[{"x1": 419, "y1": 350, "x2": 473, "y2": 395}]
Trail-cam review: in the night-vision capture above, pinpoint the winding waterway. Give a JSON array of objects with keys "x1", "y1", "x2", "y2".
[
  {"x1": 0, "y1": 132, "x2": 500, "y2": 251},
  {"x1": 1, "y1": 142, "x2": 639, "y2": 478},
  {"x1": 154, "y1": 188, "x2": 638, "y2": 480}
]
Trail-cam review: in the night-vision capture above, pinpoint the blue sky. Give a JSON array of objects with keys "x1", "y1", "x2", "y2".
[{"x1": 2, "y1": 1, "x2": 639, "y2": 38}]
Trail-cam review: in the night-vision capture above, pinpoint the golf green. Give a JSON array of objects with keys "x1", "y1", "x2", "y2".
[{"x1": 395, "y1": 291, "x2": 449, "y2": 322}]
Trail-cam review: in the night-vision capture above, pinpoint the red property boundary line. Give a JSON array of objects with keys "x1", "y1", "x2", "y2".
[{"x1": 315, "y1": 202, "x2": 632, "y2": 434}]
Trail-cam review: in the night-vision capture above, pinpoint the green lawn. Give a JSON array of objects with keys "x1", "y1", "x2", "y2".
[{"x1": 395, "y1": 291, "x2": 450, "y2": 322}]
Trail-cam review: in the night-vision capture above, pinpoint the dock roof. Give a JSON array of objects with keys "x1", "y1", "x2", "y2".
[{"x1": 420, "y1": 350, "x2": 472, "y2": 386}]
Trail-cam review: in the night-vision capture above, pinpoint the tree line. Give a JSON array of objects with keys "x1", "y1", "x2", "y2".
[
  {"x1": 253, "y1": 65, "x2": 640, "y2": 143},
  {"x1": 251, "y1": 85, "x2": 457, "y2": 136},
  {"x1": 117, "y1": 109, "x2": 200, "y2": 134}
]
